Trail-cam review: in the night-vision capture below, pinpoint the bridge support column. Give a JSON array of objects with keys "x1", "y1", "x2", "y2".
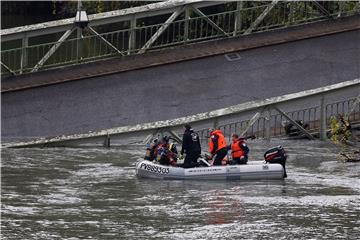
[
  {"x1": 264, "y1": 108, "x2": 271, "y2": 140},
  {"x1": 128, "y1": 16, "x2": 136, "y2": 54},
  {"x1": 233, "y1": 1, "x2": 243, "y2": 36},
  {"x1": 20, "y1": 36, "x2": 28, "y2": 74},
  {"x1": 104, "y1": 133, "x2": 111, "y2": 148},
  {"x1": 184, "y1": 6, "x2": 191, "y2": 42},
  {"x1": 213, "y1": 118, "x2": 219, "y2": 130},
  {"x1": 319, "y1": 95, "x2": 327, "y2": 140},
  {"x1": 76, "y1": 27, "x2": 83, "y2": 63}
]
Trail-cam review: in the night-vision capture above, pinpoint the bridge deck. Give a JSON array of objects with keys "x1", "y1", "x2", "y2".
[
  {"x1": 2, "y1": 15, "x2": 360, "y2": 93},
  {"x1": 2, "y1": 23, "x2": 359, "y2": 143}
]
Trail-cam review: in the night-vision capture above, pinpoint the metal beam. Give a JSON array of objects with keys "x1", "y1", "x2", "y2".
[
  {"x1": 142, "y1": 129, "x2": 160, "y2": 144},
  {"x1": 184, "y1": 6, "x2": 191, "y2": 41},
  {"x1": 31, "y1": 28, "x2": 75, "y2": 72},
  {"x1": 191, "y1": 6, "x2": 230, "y2": 37},
  {"x1": 319, "y1": 95, "x2": 327, "y2": 140},
  {"x1": 103, "y1": 133, "x2": 110, "y2": 148},
  {"x1": 264, "y1": 108, "x2": 271, "y2": 140},
  {"x1": 1, "y1": 1, "x2": 230, "y2": 42},
  {"x1": 87, "y1": 26, "x2": 125, "y2": 56},
  {"x1": 311, "y1": 1, "x2": 333, "y2": 19},
  {"x1": 272, "y1": 105, "x2": 315, "y2": 140},
  {"x1": 240, "y1": 111, "x2": 263, "y2": 136},
  {"x1": 244, "y1": 0, "x2": 279, "y2": 35},
  {"x1": 233, "y1": 1, "x2": 243, "y2": 36},
  {"x1": 76, "y1": 27, "x2": 82, "y2": 63},
  {"x1": 168, "y1": 129, "x2": 183, "y2": 144},
  {"x1": 138, "y1": 7, "x2": 185, "y2": 54},
  {"x1": 1, "y1": 61, "x2": 16, "y2": 75},
  {"x1": 20, "y1": 36, "x2": 28, "y2": 73},
  {"x1": 128, "y1": 16, "x2": 137, "y2": 54}
]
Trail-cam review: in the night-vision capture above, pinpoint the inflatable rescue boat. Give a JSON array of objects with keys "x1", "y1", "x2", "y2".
[{"x1": 136, "y1": 160, "x2": 285, "y2": 180}]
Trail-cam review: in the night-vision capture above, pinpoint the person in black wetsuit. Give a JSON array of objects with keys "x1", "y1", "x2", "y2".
[{"x1": 181, "y1": 124, "x2": 201, "y2": 168}]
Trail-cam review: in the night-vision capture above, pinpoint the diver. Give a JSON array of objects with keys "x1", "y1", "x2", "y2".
[
  {"x1": 180, "y1": 124, "x2": 201, "y2": 168},
  {"x1": 155, "y1": 136, "x2": 178, "y2": 166},
  {"x1": 208, "y1": 129, "x2": 228, "y2": 166},
  {"x1": 144, "y1": 138, "x2": 159, "y2": 161},
  {"x1": 229, "y1": 134, "x2": 249, "y2": 165}
]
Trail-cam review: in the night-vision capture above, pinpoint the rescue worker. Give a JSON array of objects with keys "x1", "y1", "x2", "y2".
[
  {"x1": 229, "y1": 134, "x2": 249, "y2": 165},
  {"x1": 155, "y1": 136, "x2": 178, "y2": 166},
  {"x1": 208, "y1": 129, "x2": 228, "y2": 166},
  {"x1": 181, "y1": 124, "x2": 201, "y2": 168}
]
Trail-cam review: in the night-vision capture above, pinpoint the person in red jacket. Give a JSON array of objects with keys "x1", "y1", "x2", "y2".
[
  {"x1": 208, "y1": 129, "x2": 228, "y2": 166},
  {"x1": 229, "y1": 134, "x2": 249, "y2": 165}
]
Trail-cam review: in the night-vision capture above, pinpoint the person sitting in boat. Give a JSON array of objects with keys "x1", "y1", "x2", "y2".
[
  {"x1": 208, "y1": 129, "x2": 228, "y2": 166},
  {"x1": 181, "y1": 124, "x2": 201, "y2": 168},
  {"x1": 229, "y1": 134, "x2": 249, "y2": 165},
  {"x1": 144, "y1": 138, "x2": 160, "y2": 161},
  {"x1": 154, "y1": 136, "x2": 178, "y2": 166}
]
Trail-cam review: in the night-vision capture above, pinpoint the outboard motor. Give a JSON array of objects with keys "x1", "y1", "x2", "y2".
[{"x1": 264, "y1": 146, "x2": 287, "y2": 178}]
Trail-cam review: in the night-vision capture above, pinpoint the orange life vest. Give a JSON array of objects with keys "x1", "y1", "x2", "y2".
[
  {"x1": 209, "y1": 130, "x2": 227, "y2": 154},
  {"x1": 231, "y1": 139, "x2": 245, "y2": 159}
]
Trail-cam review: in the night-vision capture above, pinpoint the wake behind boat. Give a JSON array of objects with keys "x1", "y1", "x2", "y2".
[{"x1": 136, "y1": 160, "x2": 285, "y2": 180}]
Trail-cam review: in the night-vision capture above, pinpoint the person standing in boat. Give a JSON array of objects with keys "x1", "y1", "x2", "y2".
[
  {"x1": 181, "y1": 124, "x2": 201, "y2": 168},
  {"x1": 208, "y1": 129, "x2": 228, "y2": 166},
  {"x1": 229, "y1": 134, "x2": 249, "y2": 165}
]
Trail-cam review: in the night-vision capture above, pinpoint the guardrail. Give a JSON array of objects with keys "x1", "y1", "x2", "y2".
[
  {"x1": 1, "y1": 1, "x2": 359, "y2": 75},
  {"x1": 3, "y1": 78, "x2": 359, "y2": 148}
]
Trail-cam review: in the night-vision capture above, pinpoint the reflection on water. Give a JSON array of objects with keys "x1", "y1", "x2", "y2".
[{"x1": 1, "y1": 140, "x2": 359, "y2": 239}]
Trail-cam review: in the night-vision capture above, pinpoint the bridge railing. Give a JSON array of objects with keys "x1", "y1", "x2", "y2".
[
  {"x1": 1, "y1": 1, "x2": 359, "y2": 75},
  {"x1": 196, "y1": 97, "x2": 360, "y2": 143}
]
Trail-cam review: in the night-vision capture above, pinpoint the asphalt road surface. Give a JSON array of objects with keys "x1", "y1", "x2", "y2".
[{"x1": 2, "y1": 30, "x2": 359, "y2": 142}]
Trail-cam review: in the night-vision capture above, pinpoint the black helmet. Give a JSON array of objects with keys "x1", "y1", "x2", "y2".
[
  {"x1": 184, "y1": 124, "x2": 192, "y2": 130},
  {"x1": 162, "y1": 136, "x2": 170, "y2": 143}
]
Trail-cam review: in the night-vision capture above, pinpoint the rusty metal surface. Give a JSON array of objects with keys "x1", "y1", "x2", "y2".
[{"x1": 2, "y1": 15, "x2": 360, "y2": 93}]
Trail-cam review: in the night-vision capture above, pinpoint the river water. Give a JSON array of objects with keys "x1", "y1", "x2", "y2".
[{"x1": 1, "y1": 140, "x2": 359, "y2": 239}]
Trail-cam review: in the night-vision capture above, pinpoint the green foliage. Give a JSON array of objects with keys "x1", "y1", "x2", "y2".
[
  {"x1": 330, "y1": 115, "x2": 352, "y2": 143},
  {"x1": 330, "y1": 116, "x2": 341, "y2": 143}
]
